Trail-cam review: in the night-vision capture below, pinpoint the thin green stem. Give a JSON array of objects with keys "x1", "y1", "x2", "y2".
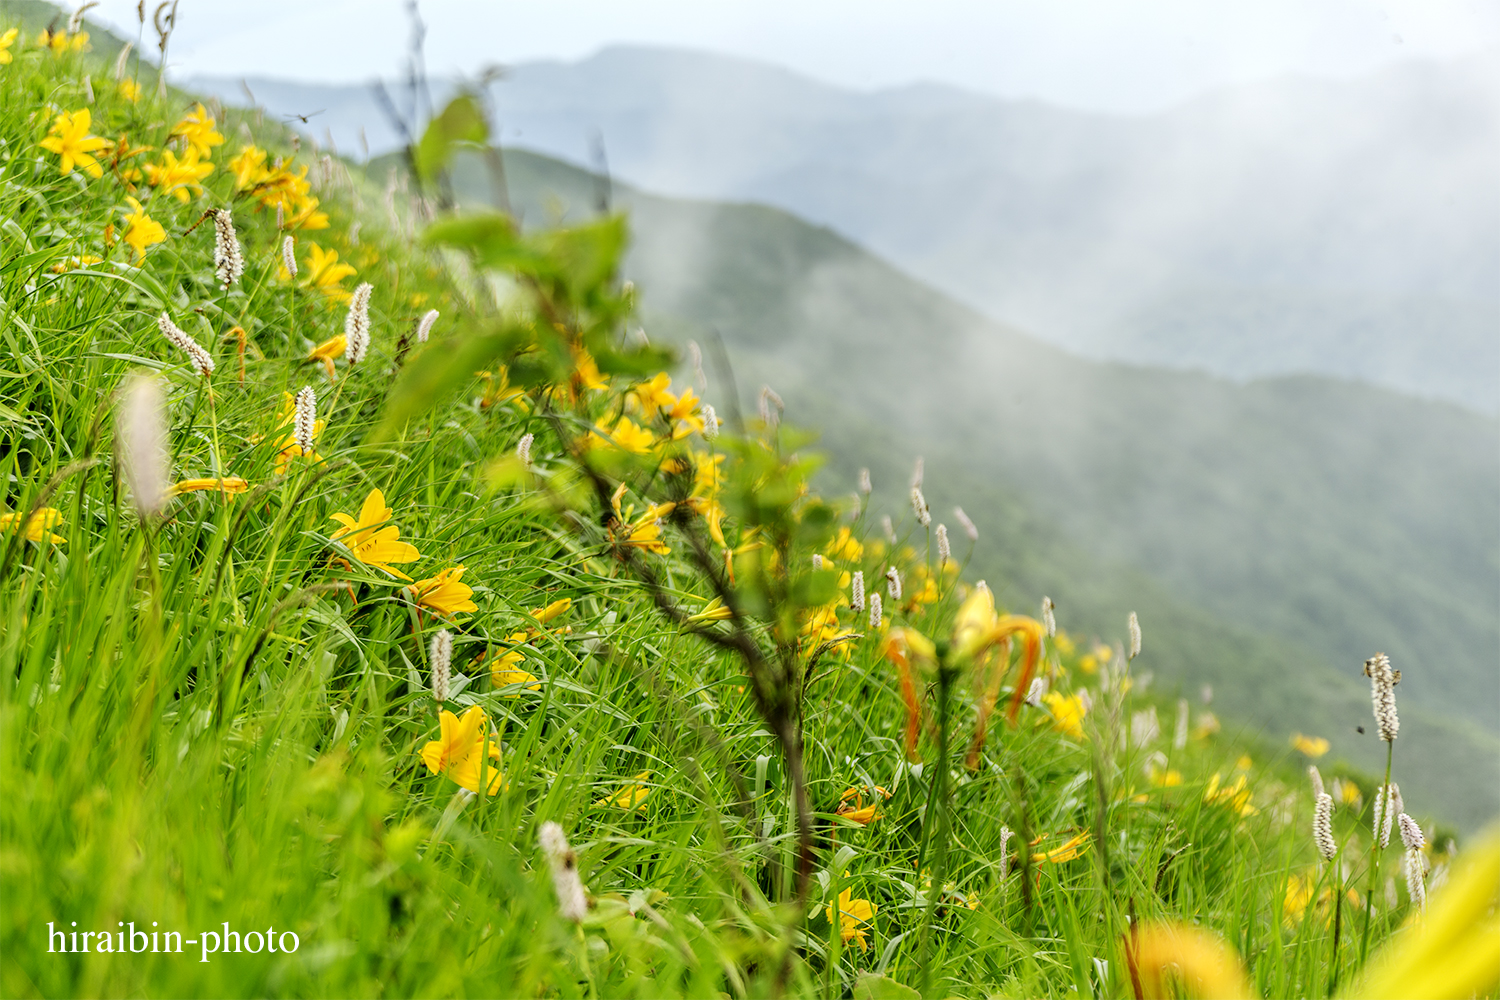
[
  {"x1": 917, "y1": 664, "x2": 955, "y2": 999},
  {"x1": 1358, "y1": 740, "x2": 1395, "y2": 968}
]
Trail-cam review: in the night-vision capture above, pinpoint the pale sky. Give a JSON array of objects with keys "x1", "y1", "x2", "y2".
[{"x1": 85, "y1": 0, "x2": 1499, "y2": 113}]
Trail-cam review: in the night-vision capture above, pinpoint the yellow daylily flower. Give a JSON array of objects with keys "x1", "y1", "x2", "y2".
[
  {"x1": 531, "y1": 598, "x2": 571, "y2": 625},
  {"x1": 117, "y1": 78, "x2": 141, "y2": 103},
  {"x1": 167, "y1": 102, "x2": 224, "y2": 159},
  {"x1": 825, "y1": 526, "x2": 863, "y2": 563},
  {"x1": 37, "y1": 28, "x2": 88, "y2": 55},
  {"x1": 1149, "y1": 763, "x2": 1183, "y2": 787},
  {"x1": 307, "y1": 333, "x2": 347, "y2": 378},
  {"x1": 144, "y1": 147, "x2": 214, "y2": 202},
  {"x1": 1042, "y1": 691, "x2": 1087, "y2": 739},
  {"x1": 0, "y1": 27, "x2": 18, "y2": 64},
  {"x1": 629, "y1": 372, "x2": 676, "y2": 418},
  {"x1": 1203, "y1": 771, "x2": 1258, "y2": 817},
  {"x1": 571, "y1": 347, "x2": 608, "y2": 394},
  {"x1": 38, "y1": 108, "x2": 108, "y2": 178},
  {"x1": 1291, "y1": 732, "x2": 1330, "y2": 758},
  {"x1": 591, "y1": 415, "x2": 655, "y2": 454},
  {"x1": 328, "y1": 488, "x2": 421, "y2": 580},
  {"x1": 120, "y1": 197, "x2": 165, "y2": 258},
  {"x1": 1125, "y1": 922, "x2": 1253, "y2": 1000},
  {"x1": 419, "y1": 706, "x2": 504, "y2": 796},
  {"x1": 836, "y1": 786, "x2": 890, "y2": 826},
  {"x1": 167, "y1": 476, "x2": 249, "y2": 497},
  {"x1": 407, "y1": 565, "x2": 478, "y2": 618},
  {"x1": 293, "y1": 244, "x2": 356, "y2": 301},
  {"x1": 49, "y1": 254, "x2": 103, "y2": 273},
  {"x1": 595, "y1": 771, "x2": 653, "y2": 810},
  {"x1": 228, "y1": 144, "x2": 268, "y2": 190},
  {"x1": 1033, "y1": 830, "x2": 1091, "y2": 864},
  {"x1": 0, "y1": 507, "x2": 65, "y2": 544},
  {"x1": 825, "y1": 887, "x2": 876, "y2": 951}
]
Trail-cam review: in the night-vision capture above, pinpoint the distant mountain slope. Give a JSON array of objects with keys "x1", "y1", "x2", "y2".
[
  {"x1": 194, "y1": 46, "x2": 1500, "y2": 412},
  {"x1": 369, "y1": 147, "x2": 1500, "y2": 828}
]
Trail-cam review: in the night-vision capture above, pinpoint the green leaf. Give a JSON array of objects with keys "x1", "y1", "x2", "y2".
[
  {"x1": 372, "y1": 324, "x2": 529, "y2": 441},
  {"x1": 413, "y1": 92, "x2": 489, "y2": 185},
  {"x1": 852, "y1": 972, "x2": 921, "y2": 1000}
]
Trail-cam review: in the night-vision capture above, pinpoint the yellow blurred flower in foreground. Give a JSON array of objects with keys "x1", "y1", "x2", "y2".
[
  {"x1": 1125, "y1": 921, "x2": 1253, "y2": 1000},
  {"x1": 0, "y1": 27, "x2": 18, "y2": 64},
  {"x1": 595, "y1": 771, "x2": 653, "y2": 810},
  {"x1": 419, "y1": 706, "x2": 504, "y2": 796},
  {"x1": 39, "y1": 108, "x2": 108, "y2": 177},
  {"x1": 37, "y1": 28, "x2": 88, "y2": 55},
  {"x1": 117, "y1": 78, "x2": 141, "y2": 103},
  {"x1": 0, "y1": 507, "x2": 65, "y2": 544},
  {"x1": 1292, "y1": 732, "x2": 1330, "y2": 758},
  {"x1": 407, "y1": 565, "x2": 478, "y2": 618},
  {"x1": 825, "y1": 887, "x2": 876, "y2": 951},
  {"x1": 328, "y1": 488, "x2": 421, "y2": 580}
]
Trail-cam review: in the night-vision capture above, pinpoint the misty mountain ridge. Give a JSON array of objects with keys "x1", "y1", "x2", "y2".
[
  {"x1": 366, "y1": 145, "x2": 1499, "y2": 828},
  {"x1": 193, "y1": 44, "x2": 1500, "y2": 413}
]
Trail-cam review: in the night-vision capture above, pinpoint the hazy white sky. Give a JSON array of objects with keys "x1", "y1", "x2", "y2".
[{"x1": 86, "y1": 0, "x2": 1499, "y2": 113}]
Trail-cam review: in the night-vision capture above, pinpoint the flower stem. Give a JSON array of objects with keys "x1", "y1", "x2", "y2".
[
  {"x1": 917, "y1": 663, "x2": 955, "y2": 999},
  {"x1": 1358, "y1": 740, "x2": 1394, "y2": 967}
]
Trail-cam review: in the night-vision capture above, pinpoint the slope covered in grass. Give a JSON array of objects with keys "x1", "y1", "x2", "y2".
[
  {"x1": 2, "y1": 15, "x2": 1494, "y2": 1000},
  {"x1": 396, "y1": 146, "x2": 1500, "y2": 831}
]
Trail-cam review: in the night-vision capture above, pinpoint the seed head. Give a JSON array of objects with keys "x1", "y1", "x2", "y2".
[
  {"x1": 910, "y1": 486, "x2": 930, "y2": 527},
  {"x1": 281, "y1": 235, "x2": 297, "y2": 277},
  {"x1": 701, "y1": 404, "x2": 719, "y2": 440},
  {"x1": 759, "y1": 385, "x2": 783, "y2": 426},
  {"x1": 344, "y1": 282, "x2": 373, "y2": 364},
  {"x1": 1041, "y1": 596, "x2": 1056, "y2": 637},
  {"x1": 880, "y1": 515, "x2": 895, "y2": 544},
  {"x1": 1127, "y1": 612, "x2": 1142, "y2": 660},
  {"x1": 910, "y1": 456, "x2": 923, "y2": 489},
  {"x1": 850, "y1": 570, "x2": 865, "y2": 611},
  {"x1": 516, "y1": 432, "x2": 534, "y2": 466},
  {"x1": 293, "y1": 386, "x2": 316, "y2": 456},
  {"x1": 936, "y1": 523, "x2": 950, "y2": 564},
  {"x1": 868, "y1": 592, "x2": 883, "y2": 630},
  {"x1": 275, "y1": 202, "x2": 285, "y2": 230},
  {"x1": 1397, "y1": 812, "x2": 1424, "y2": 852},
  {"x1": 1313, "y1": 792, "x2": 1337, "y2": 862},
  {"x1": 1308, "y1": 765, "x2": 1325, "y2": 799},
  {"x1": 811, "y1": 553, "x2": 824, "y2": 570},
  {"x1": 885, "y1": 567, "x2": 901, "y2": 601},
  {"x1": 1174, "y1": 699, "x2": 1190, "y2": 749},
  {"x1": 538, "y1": 822, "x2": 589, "y2": 923},
  {"x1": 998, "y1": 826, "x2": 1014, "y2": 880},
  {"x1": 858, "y1": 468, "x2": 871, "y2": 495},
  {"x1": 117, "y1": 374, "x2": 168, "y2": 519},
  {"x1": 1364, "y1": 653, "x2": 1400, "y2": 742},
  {"x1": 1374, "y1": 784, "x2": 1402, "y2": 849},
  {"x1": 158, "y1": 313, "x2": 214, "y2": 378},
  {"x1": 211, "y1": 209, "x2": 244, "y2": 289},
  {"x1": 953, "y1": 506, "x2": 977, "y2": 542},
  {"x1": 416, "y1": 308, "x2": 439, "y2": 344},
  {"x1": 430, "y1": 628, "x2": 452, "y2": 702}
]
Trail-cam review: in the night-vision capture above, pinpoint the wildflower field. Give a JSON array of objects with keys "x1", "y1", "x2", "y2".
[{"x1": 1, "y1": 13, "x2": 1497, "y2": 999}]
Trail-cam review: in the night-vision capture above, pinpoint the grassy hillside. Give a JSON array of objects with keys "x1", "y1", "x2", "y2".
[
  {"x1": 402, "y1": 146, "x2": 1500, "y2": 830},
  {"x1": 4, "y1": 14, "x2": 1498, "y2": 999}
]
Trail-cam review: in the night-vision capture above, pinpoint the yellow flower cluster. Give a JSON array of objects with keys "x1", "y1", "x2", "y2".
[{"x1": 229, "y1": 145, "x2": 329, "y2": 230}]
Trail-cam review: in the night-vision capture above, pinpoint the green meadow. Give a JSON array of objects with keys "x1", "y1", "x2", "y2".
[{"x1": 0, "y1": 14, "x2": 1495, "y2": 999}]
